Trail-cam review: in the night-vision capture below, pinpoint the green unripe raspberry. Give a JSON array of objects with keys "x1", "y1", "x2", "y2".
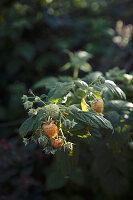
[
  {"x1": 63, "y1": 119, "x2": 77, "y2": 129},
  {"x1": 23, "y1": 101, "x2": 33, "y2": 110},
  {"x1": 28, "y1": 109, "x2": 38, "y2": 117},
  {"x1": 21, "y1": 95, "x2": 28, "y2": 102},
  {"x1": 38, "y1": 135, "x2": 48, "y2": 147},
  {"x1": 44, "y1": 104, "x2": 60, "y2": 119}
]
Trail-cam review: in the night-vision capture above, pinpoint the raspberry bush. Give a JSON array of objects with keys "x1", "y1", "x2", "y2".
[{"x1": 19, "y1": 76, "x2": 129, "y2": 155}]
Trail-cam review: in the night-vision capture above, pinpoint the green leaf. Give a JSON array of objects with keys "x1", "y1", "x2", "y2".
[
  {"x1": 92, "y1": 143, "x2": 129, "y2": 197},
  {"x1": 55, "y1": 148, "x2": 79, "y2": 176},
  {"x1": 46, "y1": 171, "x2": 66, "y2": 190},
  {"x1": 75, "y1": 79, "x2": 88, "y2": 90},
  {"x1": 105, "y1": 67, "x2": 126, "y2": 82},
  {"x1": 75, "y1": 111, "x2": 113, "y2": 131},
  {"x1": 82, "y1": 71, "x2": 103, "y2": 84},
  {"x1": 33, "y1": 77, "x2": 58, "y2": 89},
  {"x1": 61, "y1": 62, "x2": 71, "y2": 71},
  {"x1": 107, "y1": 132, "x2": 130, "y2": 151},
  {"x1": 48, "y1": 82, "x2": 75, "y2": 100},
  {"x1": 19, "y1": 117, "x2": 34, "y2": 138},
  {"x1": 102, "y1": 80, "x2": 126, "y2": 100},
  {"x1": 107, "y1": 100, "x2": 133, "y2": 113},
  {"x1": 58, "y1": 75, "x2": 73, "y2": 82},
  {"x1": 70, "y1": 168, "x2": 84, "y2": 185},
  {"x1": 32, "y1": 110, "x2": 46, "y2": 131},
  {"x1": 104, "y1": 111, "x2": 120, "y2": 128},
  {"x1": 70, "y1": 51, "x2": 92, "y2": 68},
  {"x1": 76, "y1": 88, "x2": 86, "y2": 98},
  {"x1": 80, "y1": 63, "x2": 92, "y2": 72}
]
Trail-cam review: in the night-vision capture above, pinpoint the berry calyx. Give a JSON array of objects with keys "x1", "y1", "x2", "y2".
[
  {"x1": 42, "y1": 121, "x2": 58, "y2": 138},
  {"x1": 91, "y1": 98, "x2": 104, "y2": 113},
  {"x1": 50, "y1": 138, "x2": 64, "y2": 148}
]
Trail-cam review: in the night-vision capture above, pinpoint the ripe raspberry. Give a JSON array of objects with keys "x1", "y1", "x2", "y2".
[
  {"x1": 50, "y1": 138, "x2": 64, "y2": 148},
  {"x1": 91, "y1": 98, "x2": 104, "y2": 113},
  {"x1": 44, "y1": 104, "x2": 60, "y2": 119},
  {"x1": 42, "y1": 121, "x2": 58, "y2": 137}
]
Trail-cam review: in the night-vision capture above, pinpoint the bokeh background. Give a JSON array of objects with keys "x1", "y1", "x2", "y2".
[{"x1": 0, "y1": 0, "x2": 133, "y2": 199}]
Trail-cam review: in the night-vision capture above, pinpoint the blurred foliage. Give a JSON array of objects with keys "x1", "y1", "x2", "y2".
[
  {"x1": 0, "y1": 0, "x2": 133, "y2": 199},
  {"x1": 0, "y1": 0, "x2": 133, "y2": 122}
]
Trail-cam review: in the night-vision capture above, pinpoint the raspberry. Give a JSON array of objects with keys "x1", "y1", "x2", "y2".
[
  {"x1": 42, "y1": 121, "x2": 58, "y2": 137},
  {"x1": 91, "y1": 98, "x2": 104, "y2": 113},
  {"x1": 44, "y1": 104, "x2": 60, "y2": 119},
  {"x1": 28, "y1": 109, "x2": 38, "y2": 117},
  {"x1": 50, "y1": 138, "x2": 64, "y2": 148},
  {"x1": 38, "y1": 135, "x2": 48, "y2": 147},
  {"x1": 21, "y1": 95, "x2": 28, "y2": 102},
  {"x1": 23, "y1": 101, "x2": 33, "y2": 110}
]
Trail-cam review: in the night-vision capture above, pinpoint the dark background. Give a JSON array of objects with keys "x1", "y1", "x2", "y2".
[{"x1": 0, "y1": 0, "x2": 133, "y2": 199}]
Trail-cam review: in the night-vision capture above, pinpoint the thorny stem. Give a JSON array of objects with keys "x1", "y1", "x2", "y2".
[{"x1": 59, "y1": 128, "x2": 67, "y2": 144}]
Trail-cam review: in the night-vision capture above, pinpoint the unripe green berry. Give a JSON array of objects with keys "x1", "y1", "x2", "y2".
[
  {"x1": 23, "y1": 101, "x2": 33, "y2": 110},
  {"x1": 44, "y1": 104, "x2": 60, "y2": 119},
  {"x1": 21, "y1": 95, "x2": 28, "y2": 102},
  {"x1": 38, "y1": 135, "x2": 48, "y2": 147},
  {"x1": 28, "y1": 109, "x2": 37, "y2": 117}
]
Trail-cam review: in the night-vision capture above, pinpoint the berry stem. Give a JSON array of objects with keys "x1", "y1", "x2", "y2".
[{"x1": 59, "y1": 128, "x2": 67, "y2": 144}]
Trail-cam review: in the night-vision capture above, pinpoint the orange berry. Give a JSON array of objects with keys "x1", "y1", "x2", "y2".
[
  {"x1": 91, "y1": 98, "x2": 104, "y2": 113},
  {"x1": 42, "y1": 121, "x2": 58, "y2": 138},
  {"x1": 50, "y1": 138, "x2": 64, "y2": 148}
]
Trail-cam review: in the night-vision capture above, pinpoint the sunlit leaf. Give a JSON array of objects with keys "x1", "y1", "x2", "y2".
[
  {"x1": 75, "y1": 79, "x2": 88, "y2": 90},
  {"x1": 75, "y1": 111, "x2": 113, "y2": 131},
  {"x1": 81, "y1": 98, "x2": 89, "y2": 111},
  {"x1": 102, "y1": 80, "x2": 126, "y2": 100}
]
